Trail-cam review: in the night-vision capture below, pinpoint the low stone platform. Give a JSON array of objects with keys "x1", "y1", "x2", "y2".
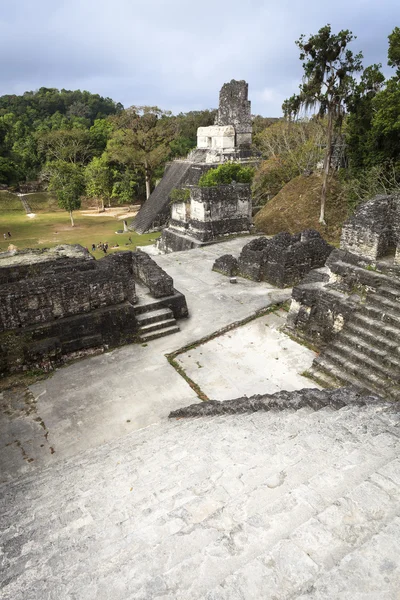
[{"x1": 1, "y1": 390, "x2": 399, "y2": 599}]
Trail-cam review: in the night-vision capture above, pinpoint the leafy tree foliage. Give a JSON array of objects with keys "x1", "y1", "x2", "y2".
[
  {"x1": 38, "y1": 128, "x2": 93, "y2": 165},
  {"x1": 283, "y1": 25, "x2": 363, "y2": 223},
  {"x1": 345, "y1": 27, "x2": 400, "y2": 191},
  {"x1": 107, "y1": 106, "x2": 178, "y2": 199},
  {"x1": 84, "y1": 155, "x2": 114, "y2": 211},
  {"x1": 345, "y1": 64, "x2": 385, "y2": 170},
  {"x1": 48, "y1": 160, "x2": 85, "y2": 226},
  {"x1": 170, "y1": 110, "x2": 216, "y2": 158},
  {"x1": 0, "y1": 88, "x2": 121, "y2": 185}
]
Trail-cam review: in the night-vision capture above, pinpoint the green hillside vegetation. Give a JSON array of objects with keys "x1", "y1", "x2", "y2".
[{"x1": 254, "y1": 174, "x2": 348, "y2": 245}]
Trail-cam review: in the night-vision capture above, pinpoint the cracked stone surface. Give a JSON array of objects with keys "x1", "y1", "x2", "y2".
[{"x1": 1, "y1": 400, "x2": 399, "y2": 599}]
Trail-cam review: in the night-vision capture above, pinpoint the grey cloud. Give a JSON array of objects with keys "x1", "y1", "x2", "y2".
[{"x1": 0, "y1": 0, "x2": 399, "y2": 116}]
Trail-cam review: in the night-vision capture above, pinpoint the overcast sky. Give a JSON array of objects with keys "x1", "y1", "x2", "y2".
[{"x1": 1, "y1": 0, "x2": 399, "y2": 116}]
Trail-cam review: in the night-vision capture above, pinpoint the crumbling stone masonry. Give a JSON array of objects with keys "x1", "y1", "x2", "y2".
[
  {"x1": 212, "y1": 230, "x2": 332, "y2": 287},
  {"x1": 341, "y1": 193, "x2": 400, "y2": 264},
  {"x1": 0, "y1": 245, "x2": 188, "y2": 374},
  {"x1": 286, "y1": 194, "x2": 400, "y2": 400},
  {"x1": 158, "y1": 183, "x2": 253, "y2": 253}
]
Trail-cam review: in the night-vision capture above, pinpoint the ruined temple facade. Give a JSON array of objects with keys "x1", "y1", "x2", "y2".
[
  {"x1": 132, "y1": 80, "x2": 257, "y2": 235},
  {"x1": 197, "y1": 80, "x2": 252, "y2": 156},
  {"x1": 0, "y1": 245, "x2": 188, "y2": 374}
]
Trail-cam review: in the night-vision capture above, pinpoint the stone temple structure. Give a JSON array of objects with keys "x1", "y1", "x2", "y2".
[
  {"x1": 0, "y1": 245, "x2": 188, "y2": 374},
  {"x1": 286, "y1": 194, "x2": 400, "y2": 400},
  {"x1": 132, "y1": 80, "x2": 256, "y2": 235}
]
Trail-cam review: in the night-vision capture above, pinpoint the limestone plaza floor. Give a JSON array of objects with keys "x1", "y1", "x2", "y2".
[{"x1": 1, "y1": 238, "x2": 399, "y2": 599}]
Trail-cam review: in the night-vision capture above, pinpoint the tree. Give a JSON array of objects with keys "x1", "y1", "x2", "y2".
[
  {"x1": 388, "y1": 26, "x2": 400, "y2": 76},
  {"x1": 345, "y1": 64, "x2": 385, "y2": 170},
  {"x1": 107, "y1": 106, "x2": 177, "y2": 199},
  {"x1": 283, "y1": 25, "x2": 363, "y2": 224},
  {"x1": 48, "y1": 160, "x2": 84, "y2": 226},
  {"x1": 37, "y1": 128, "x2": 93, "y2": 165},
  {"x1": 84, "y1": 154, "x2": 113, "y2": 211}
]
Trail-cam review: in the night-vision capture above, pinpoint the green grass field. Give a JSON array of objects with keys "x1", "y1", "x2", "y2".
[{"x1": 0, "y1": 192, "x2": 159, "y2": 258}]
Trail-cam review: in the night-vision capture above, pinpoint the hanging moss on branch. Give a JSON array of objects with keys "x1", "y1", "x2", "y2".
[{"x1": 198, "y1": 163, "x2": 254, "y2": 187}]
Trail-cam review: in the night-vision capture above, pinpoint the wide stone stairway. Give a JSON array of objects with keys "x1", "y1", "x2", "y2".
[
  {"x1": 309, "y1": 257, "x2": 400, "y2": 400},
  {"x1": 1, "y1": 389, "x2": 399, "y2": 599}
]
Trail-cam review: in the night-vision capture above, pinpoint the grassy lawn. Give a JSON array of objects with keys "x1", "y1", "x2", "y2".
[{"x1": 0, "y1": 194, "x2": 159, "y2": 258}]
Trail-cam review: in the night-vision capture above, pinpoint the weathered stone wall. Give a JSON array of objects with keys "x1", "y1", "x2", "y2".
[
  {"x1": 341, "y1": 194, "x2": 400, "y2": 261},
  {"x1": 188, "y1": 184, "x2": 252, "y2": 242},
  {"x1": 0, "y1": 270, "x2": 136, "y2": 332},
  {"x1": 131, "y1": 251, "x2": 174, "y2": 298}
]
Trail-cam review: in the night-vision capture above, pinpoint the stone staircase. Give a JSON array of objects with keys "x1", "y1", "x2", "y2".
[
  {"x1": 1, "y1": 389, "x2": 399, "y2": 599},
  {"x1": 309, "y1": 259, "x2": 400, "y2": 400},
  {"x1": 135, "y1": 304, "x2": 180, "y2": 342}
]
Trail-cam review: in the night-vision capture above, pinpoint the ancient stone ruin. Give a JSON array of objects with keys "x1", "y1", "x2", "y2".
[
  {"x1": 341, "y1": 193, "x2": 400, "y2": 264},
  {"x1": 158, "y1": 183, "x2": 252, "y2": 253},
  {"x1": 212, "y1": 230, "x2": 332, "y2": 287},
  {"x1": 0, "y1": 245, "x2": 188, "y2": 374},
  {"x1": 132, "y1": 80, "x2": 256, "y2": 235},
  {"x1": 286, "y1": 194, "x2": 400, "y2": 400}
]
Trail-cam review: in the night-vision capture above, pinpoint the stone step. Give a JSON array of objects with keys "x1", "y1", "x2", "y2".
[
  {"x1": 330, "y1": 259, "x2": 400, "y2": 292},
  {"x1": 323, "y1": 345, "x2": 396, "y2": 387},
  {"x1": 138, "y1": 318, "x2": 177, "y2": 334},
  {"x1": 136, "y1": 306, "x2": 174, "y2": 325},
  {"x1": 310, "y1": 360, "x2": 368, "y2": 392},
  {"x1": 367, "y1": 292, "x2": 400, "y2": 316},
  {"x1": 313, "y1": 349, "x2": 399, "y2": 399},
  {"x1": 378, "y1": 284, "x2": 400, "y2": 302},
  {"x1": 350, "y1": 312, "x2": 400, "y2": 345},
  {"x1": 307, "y1": 367, "x2": 340, "y2": 389},
  {"x1": 334, "y1": 333, "x2": 400, "y2": 372},
  {"x1": 1, "y1": 401, "x2": 398, "y2": 600},
  {"x1": 345, "y1": 321, "x2": 400, "y2": 353},
  {"x1": 362, "y1": 302, "x2": 400, "y2": 329},
  {"x1": 139, "y1": 324, "x2": 180, "y2": 342}
]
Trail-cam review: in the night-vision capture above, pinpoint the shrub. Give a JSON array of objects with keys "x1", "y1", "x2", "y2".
[
  {"x1": 198, "y1": 163, "x2": 254, "y2": 187},
  {"x1": 169, "y1": 187, "x2": 190, "y2": 203}
]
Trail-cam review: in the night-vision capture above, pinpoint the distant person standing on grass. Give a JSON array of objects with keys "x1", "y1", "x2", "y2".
[
  {"x1": 7, "y1": 232, "x2": 11, "y2": 237},
  {"x1": 3, "y1": 233, "x2": 6, "y2": 240}
]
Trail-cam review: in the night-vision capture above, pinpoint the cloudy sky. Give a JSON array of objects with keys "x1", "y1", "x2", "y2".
[{"x1": 1, "y1": 0, "x2": 399, "y2": 116}]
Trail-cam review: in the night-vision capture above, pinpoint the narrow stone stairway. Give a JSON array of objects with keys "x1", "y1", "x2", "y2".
[
  {"x1": 1, "y1": 388, "x2": 398, "y2": 599},
  {"x1": 309, "y1": 259, "x2": 400, "y2": 400},
  {"x1": 136, "y1": 305, "x2": 180, "y2": 342}
]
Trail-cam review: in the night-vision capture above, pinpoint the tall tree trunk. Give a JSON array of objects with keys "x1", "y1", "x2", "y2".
[
  {"x1": 70, "y1": 210, "x2": 74, "y2": 227},
  {"x1": 320, "y1": 109, "x2": 333, "y2": 225},
  {"x1": 144, "y1": 160, "x2": 151, "y2": 200}
]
